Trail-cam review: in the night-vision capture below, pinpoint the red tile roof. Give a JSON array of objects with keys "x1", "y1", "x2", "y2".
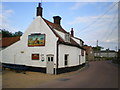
[
  {"x1": 43, "y1": 18, "x2": 67, "y2": 33},
  {"x1": 0, "y1": 36, "x2": 20, "y2": 47},
  {"x1": 84, "y1": 46, "x2": 93, "y2": 54},
  {"x1": 43, "y1": 18, "x2": 85, "y2": 50}
]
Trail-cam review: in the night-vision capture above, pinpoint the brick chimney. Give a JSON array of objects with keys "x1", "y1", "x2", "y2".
[
  {"x1": 53, "y1": 16, "x2": 61, "y2": 25},
  {"x1": 36, "y1": 3, "x2": 43, "y2": 17},
  {"x1": 71, "y1": 28, "x2": 74, "y2": 37}
]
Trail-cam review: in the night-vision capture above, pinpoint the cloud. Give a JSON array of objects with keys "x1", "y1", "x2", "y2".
[
  {"x1": 68, "y1": 15, "x2": 100, "y2": 25},
  {"x1": 103, "y1": 38, "x2": 117, "y2": 43},
  {"x1": 68, "y1": 2, "x2": 118, "y2": 50},
  {"x1": 0, "y1": 4, "x2": 19, "y2": 32},
  {"x1": 69, "y1": 2, "x2": 118, "y2": 25},
  {"x1": 71, "y1": 11, "x2": 118, "y2": 50},
  {"x1": 69, "y1": 13, "x2": 117, "y2": 25},
  {"x1": 70, "y1": 2, "x2": 88, "y2": 10}
]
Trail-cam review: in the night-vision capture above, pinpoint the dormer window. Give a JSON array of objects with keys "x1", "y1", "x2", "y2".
[{"x1": 65, "y1": 33, "x2": 70, "y2": 42}]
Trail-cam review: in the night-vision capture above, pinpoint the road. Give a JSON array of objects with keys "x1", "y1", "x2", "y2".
[{"x1": 33, "y1": 61, "x2": 119, "y2": 88}]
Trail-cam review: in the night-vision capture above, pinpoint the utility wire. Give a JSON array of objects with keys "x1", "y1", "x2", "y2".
[
  {"x1": 103, "y1": 23, "x2": 118, "y2": 42},
  {"x1": 79, "y1": 2, "x2": 118, "y2": 33},
  {"x1": 100, "y1": 10, "x2": 117, "y2": 41},
  {"x1": 79, "y1": 2, "x2": 118, "y2": 36}
]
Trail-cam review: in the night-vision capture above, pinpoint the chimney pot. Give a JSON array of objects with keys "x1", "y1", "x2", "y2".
[
  {"x1": 71, "y1": 28, "x2": 74, "y2": 37},
  {"x1": 53, "y1": 16, "x2": 61, "y2": 25}
]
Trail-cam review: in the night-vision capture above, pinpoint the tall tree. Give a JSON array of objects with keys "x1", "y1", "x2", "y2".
[
  {"x1": 14, "y1": 31, "x2": 23, "y2": 36},
  {"x1": 0, "y1": 29, "x2": 23, "y2": 37},
  {"x1": 0, "y1": 29, "x2": 13, "y2": 37},
  {"x1": 93, "y1": 46, "x2": 104, "y2": 51}
]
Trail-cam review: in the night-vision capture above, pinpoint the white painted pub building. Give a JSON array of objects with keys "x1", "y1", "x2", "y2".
[{"x1": 1, "y1": 3, "x2": 86, "y2": 74}]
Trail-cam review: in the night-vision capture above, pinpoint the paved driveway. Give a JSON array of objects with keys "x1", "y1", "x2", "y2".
[{"x1": 33, "y1": 61, "x2": 119, "y2": 88}]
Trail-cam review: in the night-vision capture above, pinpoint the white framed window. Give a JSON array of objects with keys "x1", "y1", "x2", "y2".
[
  {"x1": 64, "y1": 54, "x2": 69, "y2": 66},
  {"x1": 65, "y1": 33, "x2": 70, "y2": 42}
]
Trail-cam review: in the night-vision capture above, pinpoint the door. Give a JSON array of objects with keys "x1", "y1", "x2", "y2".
[{"x1": 46, "y1": 55, "x2": 54, "y2": 74}]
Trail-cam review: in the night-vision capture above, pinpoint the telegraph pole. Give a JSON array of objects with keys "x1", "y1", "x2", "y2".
[{"x1": 96, "y1": 40, "x2": 98, "y2": 47}]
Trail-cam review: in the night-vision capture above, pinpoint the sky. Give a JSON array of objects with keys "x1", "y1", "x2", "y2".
[{"x1": 0, "y1": 2, "x2": 119, "y2": 50}]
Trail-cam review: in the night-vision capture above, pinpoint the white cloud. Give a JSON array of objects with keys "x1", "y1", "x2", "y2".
[
  {"x1": 71, "y1": 11, "x2": 118, "y2": 50},
  {"x1": 0, "y1": 4, "x2": 20, "y2": 32},
  {"x1": 70, "y1": 2, "x2": 87, "y2": 10},
  {"x1": 69, "y1": 2, "x2": 118, "y2": 25},
  {"x1": 68, "y1": 2, "x2": 118, "y2": 50},
  {"x1": 69, "y1": 14, "x2": 117, "y2": 25}
]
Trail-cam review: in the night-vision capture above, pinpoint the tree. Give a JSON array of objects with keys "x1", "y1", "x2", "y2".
[
  {"x1": 93, "y1": 46, "x2": 104, "y2": 51},
  {"x1": 0, "y1": 29, "x2": 13, "y2": 37},
  {"x1": 0, "y1": 29, "x2": 23, "y2": 37},
  {"x1": 13, "y1": 31, "x2": 23, "y2": 36}
]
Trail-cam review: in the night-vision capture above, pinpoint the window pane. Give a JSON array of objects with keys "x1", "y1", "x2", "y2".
[
  {"x1": 48, "y1": 57, "x2": 50, "y2": 61},
  {"x1": 65, "y1": 55, "x2": 68, "y2": 60},
  {"x1": 65, "y1": 61, "x2": 67, "y2": 65},
  {"x1": 65, "y1": 34, "x2": 70, "y2": 42},
  {"x1": 65, "y1": 55, "x2": 68, "y2": 65},
  {"x1": 51, "y1": 57, "x2": 53, "y2": 62}
]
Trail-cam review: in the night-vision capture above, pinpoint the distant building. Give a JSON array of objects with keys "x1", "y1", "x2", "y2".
[
  {"x1": 84, "y1": 46, "x2": 94, "y2": 61},
  {"x1": 94, "y1": 49, "x2": 117, "y2": 58}
]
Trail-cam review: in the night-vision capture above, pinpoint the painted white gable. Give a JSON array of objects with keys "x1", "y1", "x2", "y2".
[{"x1": 1, "y1": 16, "x2": 58, "y2": 68}]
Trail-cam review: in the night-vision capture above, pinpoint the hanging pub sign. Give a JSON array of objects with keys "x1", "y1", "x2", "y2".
[
  {"x1": 32, "y1": 54, "x2": 39, "y2": 60},
  {"x1": 28, "y1": 34, "x2": 45, "y2": 47}
]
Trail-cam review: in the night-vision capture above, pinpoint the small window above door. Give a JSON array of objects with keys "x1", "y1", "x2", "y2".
[{"x1": 47, "y1": 55, "x2": 54, "y2": 62}]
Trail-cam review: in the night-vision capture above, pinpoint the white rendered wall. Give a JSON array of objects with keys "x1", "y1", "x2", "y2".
[
  {"x1": 108, "y1": 52, "x2": 117, "y2": 57},
  {"x1": 58, "y1": 44, "x2": 86, "y2": 68},
  {"x1": 1, "y1": 16, "x2": 58, "y2": 68},
  {"x1": 71, "y1": 37, "x2": 81, "y2": 46}
]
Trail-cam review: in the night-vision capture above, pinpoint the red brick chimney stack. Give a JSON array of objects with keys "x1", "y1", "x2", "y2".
[
  {"x1": 36, "y1": 3, "x2": 43, "y2": 17},
  {"x1": 53, "y1": 16, "x2": 61, "y2": 25},
  {"x1": 71, "y1": 28, "x2": 74, "y2": 37}
]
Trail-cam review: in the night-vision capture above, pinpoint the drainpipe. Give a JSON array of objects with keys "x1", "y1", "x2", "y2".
[
  {"x1": 54, "y1": 64, "x2": 56, "y2": 75},
  {"x1": 56, "y1": 41, "x2": 59, "y2": 75}
]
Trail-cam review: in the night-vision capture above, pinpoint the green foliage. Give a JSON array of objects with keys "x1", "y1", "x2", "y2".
[
  {"x1": 1, "y1": 29, "x2": 13, "y2": 37},
  {"x1": 93, "y1": 46, "x2": 104, "y2": 51},
  {"x1": 112, "y1": 58, "x2": 120, "y2": 64},
  {"x1": 112, "y1": 50, "x2": 120, "y2": 64},
  {"x1": 0, "y1": 29, "x2": 23, "y2": 37},
  {"x1": 14, "y1": 31, "x2": 23, "y2": 36}
]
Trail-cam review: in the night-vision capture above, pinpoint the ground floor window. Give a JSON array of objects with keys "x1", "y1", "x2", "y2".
[{"x1": 65, "y1": 54, "x2": 68, "y2": 66}]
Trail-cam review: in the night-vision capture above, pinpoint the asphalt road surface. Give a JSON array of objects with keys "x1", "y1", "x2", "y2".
[{"x1": 34, "y1": 61, "x2": 119, "y2": 88}]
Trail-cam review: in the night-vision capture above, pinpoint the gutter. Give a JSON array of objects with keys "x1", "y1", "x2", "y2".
[{"x1": 59, "y1": 41, "x2": 85, "y2": 50}]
